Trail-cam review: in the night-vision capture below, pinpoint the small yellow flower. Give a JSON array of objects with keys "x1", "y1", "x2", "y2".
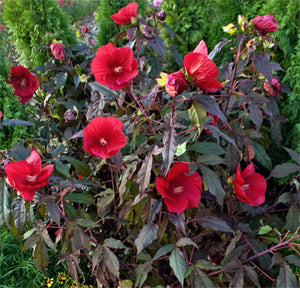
[
  {"x1": 46, "y1": 277, "x2": 54, "y2": 288},
  {"x1": 223, "y1": 23, "x2": 237, "y2": 35}
]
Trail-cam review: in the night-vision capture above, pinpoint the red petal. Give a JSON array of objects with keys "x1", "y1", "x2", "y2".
[
  {"x1": 235, "y1": 163, "x2": 245, "y2": 185},
  {"x1": 111, "y1": 2, "x2": 138, "y2": 26},
  {"x1": 164, "y1": 196, "x2": 189, "y2": 213},
  {"x1": 38, "y1": 164, "x2": 54, "y2": 182},
  {"x1": 182, "y1": 182, "x2": 202, "y2": 209},
  {"x1": 193, "y1": 40, "x2": 208, "y2": 56},
  {"x1": 18, "y1": 190, "x2": 36, "y2": 201},
  {"x1": 242, "y1": 162, "x2": 255, "y2": 179},
  {"x1": 26, "y1": 150, "x2": 42, "y2": 175},
  {"x1": 167, "y1": 162, "x2": 189, "y2": 185},
  {"x1": 156, "y1": 176, "x2": 169, "y2": 198},
  {"x1": 194, "y1": 76, "x2": 224, "y2": 92}
]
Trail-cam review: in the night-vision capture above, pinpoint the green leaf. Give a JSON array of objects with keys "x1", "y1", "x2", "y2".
[
  {"x1": 161, "y1": 127, "x2": 178, "y2": 176},
  {"x1": 253, "y1": 141, "x2": 272, "y2": 170},
  {"x1": 175, "y1": 141, "x2": 187, "y2": 157},
  {"x1": 176, "y1": 237, "x2": 198, "y2": 249},
  {"x1": 61, "y1": 156, "x2": 92, "y2": 177},
  {"x1": 7, "y1": 143, "x2": 31, "y2": 160},
  {"x1": 52, "y1": 143, "x2": 66, "y2": 158},
  {"x1": 195, "y1": 260, "x2": 222, "y2": 270},
  {"x1": 135, "y1": 261, "x2": 152, "y2": 288},
  {"x1": 188, "y1": 141, "x2": 225, "y2": 155},
  {"x1": 88, "y1": 81, "x2": 118, "y2": 98},
  {"x1": 191, "y1": 267, "x2": 216, "y2": 288},
  {"x1": 286, "y1": 203, "x2": 300, "y2": 232},
  {"x1": 197, "y1": 154, "x2": 224, "y2": 165},
  {"x1": 103, "y1": 246, "x2": 120, "y2": 279},
  {"x1": 225, "y1": 231, "x2": 242, "y2": 258},
  {"x1": 188, "y1": 100, "x2": 206, "y2": 138},
  {"x1": 197, "y1": 216, "x2": 233, "y2": 233},
  {"x1": 64, "y1": 192, "x2": 95, "y2": 205},
  {"x1": 277, "y1": 192, "x2": 292, "y2": 204},
  {"x1": 97, "y1": 189, "x2": 114, "y2": 218},
  {"x1": 284, "y1": 255, "x2": 300, "y2": 267},
  {"x1": 76, "y1": 218, "x2": 99, "y2": 228},
  {"x1": 152, "y1": 244, "x2": 174, "y2": 261},
  {"x1": 54, "y1": 72, "x2": 68, "y2": 90},
  {"x1": 169, "y1": 247, "x2": 187, "y2": 287},
  {"x1": 33, "y1": 239, "x2": 49, "y2": 271},
  {"x1": 53, "y1": 158, "x2": 71, "y2": 178},
  {"x1": 258, "y1": 225, "x2": 273, "y2": 235},
  {"x1": 247, "y1": 239, "x2": 271, "y2": 270},
  {"x1": 104, "y1": 238, "x2": 127, "y2": 250},
  {"x1": 282, "y1": 147, "x2": 300, "y2": 165},
  {"x1": 276, "y1": 262, "x2": 298, "y2": 288},
  {"x1": 269, "y1": 163, "x2": 300, "y2": 178},
  {"x1": 200, "y1": 165, "x2": 226, "y2": 206},
  {"x1": 135, "y1": 222, "x2": 159, "y2": 254},
  {"x1": 46, "y1": 199, "x2": 61, "y2": 226}
]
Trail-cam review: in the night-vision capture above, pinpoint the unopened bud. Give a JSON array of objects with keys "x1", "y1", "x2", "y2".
[
  {"x1": 227, "y1": 177, "x2": 234, "y2": 184},
  {"x1": 64, "y1": 109, "x2": 77, "y2": 122},
  {"x1": 156, "y1": 10, "x2": 167, "y2": 21}
]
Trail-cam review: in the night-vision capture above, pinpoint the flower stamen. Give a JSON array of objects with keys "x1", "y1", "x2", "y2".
[
  {"x1": 99, "y1": 138, "x2": 107, "y2": 146},
  {"x1": 173, "y1": 186, "x2": 184, "y2": 194}
]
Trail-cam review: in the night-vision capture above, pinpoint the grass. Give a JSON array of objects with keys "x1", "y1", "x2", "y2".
[{"x1": 0, "y1": 227, "x2": 46, "y2": 288}]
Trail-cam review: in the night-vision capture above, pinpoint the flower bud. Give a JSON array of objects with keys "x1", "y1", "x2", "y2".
[
  {"x1": 50, "y1": 42, "x2": 65, "y2": 61},
  {"x1": 156, "y1": 10, "x2": 167, "y2": 21},
  {"x1": 64, "y1": 109, "x2": 77, "y2": 122}
]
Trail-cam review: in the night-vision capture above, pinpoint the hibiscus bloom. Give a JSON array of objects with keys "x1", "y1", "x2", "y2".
[
  {"x1": 165, "y1": 70, "x2": 188, "y2": 97},
  {"x1": 111, "y1": 2, "x2": 138, "y2": 26},
  {"x1": 6, "y1": 66, "x2": 39, "y2": 103},
  {"x1": 91, "y1": 43, "x2": 139, "y2": 91},
  {"x1": 50, "y1": 42, "x2": 65, "y2": 61},
  {"x1": 184, "y1": 40, "x2": 223, "y2": 92},
  {"x1": 5, "y1": 150, "x2": 54, "y2": 201},
  {"x1": 156, "y1": 162, "x2": 202, "y2": 213},
  {"x1": 264, "y1": 78, "x2": 281, "y2": 96},
  {"x1": 252, "y1": 14, "x2": 279, "y2": 35},
  {"x1": 233, "y1": 162, "x2": 267, "y2": 206},
  {"x1": 83, "y1": 116, "x2": 127, "y2": 158}
]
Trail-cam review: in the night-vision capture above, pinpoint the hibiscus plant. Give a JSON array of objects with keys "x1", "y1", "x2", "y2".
[{"x1": 0, "y1": 2, "x2": 300, "y2": 287}]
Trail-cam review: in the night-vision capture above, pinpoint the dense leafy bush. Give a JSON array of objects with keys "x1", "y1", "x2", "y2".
[
  {"x1": 0, "y1": 2, "x2": 299, "y2": 287},
  {"x1": 3, "y1": 0, "x2": 77, "y2": 69}
]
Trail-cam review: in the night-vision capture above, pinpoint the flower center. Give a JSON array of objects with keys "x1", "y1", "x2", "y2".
[
  {"x1": 173, "y1": 186, "x2": 184, "y2": 194},
  {"x1": 114, "y1": 66, "x2": 123, "y2": 73},
  {"x1": 26, "y1": 174, "x2": 37, "y2": 182},
  {"x1": 20, "y1": 78, "x2": 27, "y2": 87},
  {"x1": 99, "y1": 138, "x2": 107, "y2": 146},
  {"x1": 241, "y1": 184, "x2": 250, "y2": 190}
]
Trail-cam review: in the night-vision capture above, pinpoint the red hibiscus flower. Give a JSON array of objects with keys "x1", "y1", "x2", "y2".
[
  {"x1": 81, "y1": 25, "x2": 89, "y2": 34},
  {"x1": 165, "y1": 71, "x2": 188, "y2": 97},
  {"x1": 204, "y1": 113, "x2": 219, "y2": 133},
  {"x1": 156, "y1": 162, "x2": 202, "y2": 213},
  {"x1": 83, "y1": 116, "x2": 127, "y2": 158},
  {"x1": 51, "y1": 42, "x2": 65, "y2": 61},
  {"x1": 252, "y1": 14, "x2": 279, "y2": 35},
  {"x1": 111, "y1": 2, "x2": 138, "y2": 26},
  {"x1": 233, "y1": 162, "x2": 267, "y2": 206},
  {"x1": 0, "y1": 24, "x2": 5, "y2": 32},
  {"x1": 5, "y1": 150, "x2": 54, "y2": 201},
  {"x1": 91, "y1": 43, "x2": 139, "y2": 91},
  {"x1": 264, "y1": 78, "x2": 281, "y2": 96},
  {"x1": 6, "y1": 66, "x2": 39, "y2": 103},
  {"x1": 184, "y1": 40, "x2": 223, "y2": 92}
]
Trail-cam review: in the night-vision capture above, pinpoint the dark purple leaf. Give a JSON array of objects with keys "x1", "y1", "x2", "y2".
[
  {"x1": 277, "y1": 262, "x2": 298, "y2": 288},
  {"x1": 197, "y1": 216, "x2": 233, "y2": 232},
  {"x1": 195, "y1": 94, "x2": 227, "y2": 123},
  {"x1": 270, "y1": 62, "x2": 282, "y2": 71},
  {"x1": 161, "y1": 127, "x2": 178, "y2": 176},
  {"x1": 170, "y1": 45, "x2": 183, "y2": 66},
  {"x1": 54, "y1": 72, "x2": 68, "y2": 90},
  {"x1": 127, "y1": 27, "x2": 137, "y2": 42},
  {"x1": 13, "y1": 198, "x2": 25, "y2": 234},
  {"x1": 269, "y1": 162, "x2": 300, "y2": 179},
  {"x1": 134, "y1": 222, "x2": 158, "y2": 254},
  {"x1": 68, "y1": 129, "x2": 84, "y2": 140},
  {"x1": 33, "y1": 239, "x2": 49, "y2": 271},
  {"x1": 148, "y1": 35, "x2": 168, "y2": 57},
  {"x1": 229, "y1": 267, "x2": 244, "y2": 288},
  {"x1": 1, "y1": 119, "x2": 35, "y2": 126},
  {"x1": 282, "y1": 147, "x2": 300, "y2": 165},
  {"x1": 252, "y1": 52, "x2": 272, "y2": 84},
  {"x1": 169, "y1": 213, "x2": 186, "y2": 235},
  {"x1": 249, "y1": 104, "x2": 263, "y2": 131},
  {"x1": 46, "y1": 199, "x2": 61, "y2": 226}
]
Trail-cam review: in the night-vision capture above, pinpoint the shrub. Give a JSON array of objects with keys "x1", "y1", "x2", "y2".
[{"x1": 3, "y1": 0, "x2": 77, "y2": 69}]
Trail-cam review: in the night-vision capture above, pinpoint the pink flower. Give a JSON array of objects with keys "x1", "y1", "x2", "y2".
[
  {"x1": 184, "y1": 40, "x2": 223, "y2": 92},
  {"x1": 51, "y1": 42, "x2": 65, "y2": 61},
  {"x1": 0, "y1": 24, "x2": 5, "y2": 32},
  {"x1": 6, "y1": 66, "x2": 39, "y2": 103},
  {"x1": 91, "y1": 43, "x2": 138, "y2": 91},
  {"x1": 83, "y1": 116, "x2": 127, "y2": 158},
  {"x1": 165, "y1": 71, "x2": 188, "y2": 97},
  {"x1": 59, "y1": 0, "x2": 64, "y2": 6},
  {"x1": 264, "y1": 78, "x2": 281, "y2": 96},
  {"x1": 252, "y1": 14, "x2": 279, "y2": 35},
  {"x1": 153, "y1": 0, "x2": 163, "y2": 6},
  {"x1": 233, "y1": 162, "x2": 267, "y2": 206},
  {"x1": 111, "y1": 2, "x2": 138, "y2": 26},
  {"x1": 81, "y1": 25, "x2": 89, "y2": 34},
  {"x1": 0, "y1": 111, "x2": 2, "y2": 121},
  {"x1": 156, "y1": 162, "x2": 203, "y2": 213},
  {"x1": 5, "y1": 150, "x2": 54, "y2": 201}
]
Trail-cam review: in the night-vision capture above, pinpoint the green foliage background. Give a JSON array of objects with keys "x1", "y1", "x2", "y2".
[{"x1": 3, "y1": 0, "x2": 77, "y2": 69}]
